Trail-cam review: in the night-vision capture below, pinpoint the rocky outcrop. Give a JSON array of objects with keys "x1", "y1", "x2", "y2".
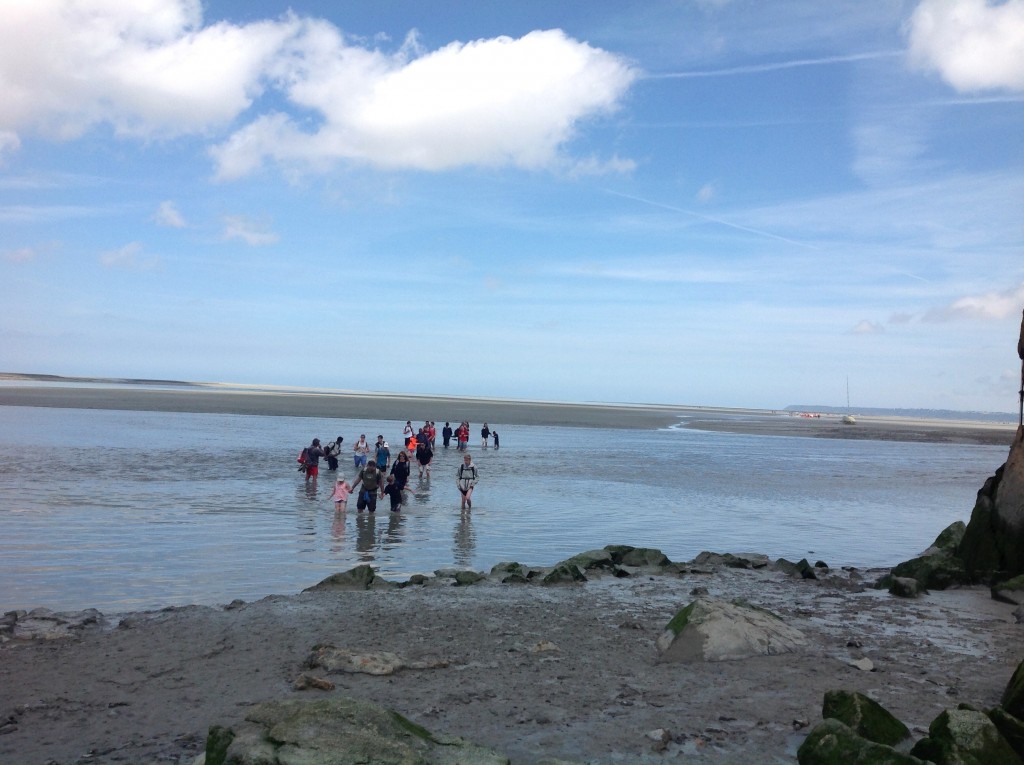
[
  {"x1": 958, "y1": 311, "x2": 1024, "y2": 583},
  {"x1": 799, "y1": 658, "x2": 1024, "y2": 764},
  {"x1": 203, "y1": 697, "x2": 509, "y2": 765},
  {"x1": 656, "y1": 597, "x2": 806, "y2": 662},
  {"x1": 820, "y1": 690, "x2": 910, "y2": 747},
  {"x1": 0, "y1": 608, "x2": 104, "y2": 642}
]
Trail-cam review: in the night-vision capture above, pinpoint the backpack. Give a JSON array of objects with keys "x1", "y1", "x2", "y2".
[
  {"x1": 360, "y1": 468, "x2": 381, "y2": 492},
  {"x1": 298, "y1": 447, "x2": 308, "y2": 464}
]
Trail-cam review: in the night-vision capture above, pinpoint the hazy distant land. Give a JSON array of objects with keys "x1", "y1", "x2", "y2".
[{"x1": 0, "y1": 372, "x2": 1018, "y2": 445}]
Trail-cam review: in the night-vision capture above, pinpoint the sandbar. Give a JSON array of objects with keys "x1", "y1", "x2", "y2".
[{"x1": 0, "y1": 378, "x2": 1017, "y2": 445}]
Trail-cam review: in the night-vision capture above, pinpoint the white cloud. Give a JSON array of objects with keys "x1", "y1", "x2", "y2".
[
  {"x1": 100, "y1": 241, "x2": 159, "y2": 269},
  {"x1": 907, "y1": 0, "x2": 1024, "y2": 92},
  {"x1": 155, "y1": 201, "x2": 186, "y2": 228},
  {"x1": 696, "y1": 183, "x2": 716, "y2": 203},
  {"x1": 211, "y1": 27, "x2": 638, "y2": 179},
  {"x1": 222, "y1": 215, "x2": 279, "y2": 246},
  {"x1": 0, "y1": 0, "x2": 296, "y2": 140},
  {"x1": 0, "y1": 2, "x2": 638, "y2": 178},
  {"x1": 925, "y1": 282, "x2": 1024, "y2": 321}
]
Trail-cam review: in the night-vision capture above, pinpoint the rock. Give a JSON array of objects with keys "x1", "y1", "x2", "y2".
[
  {"x1": 989, "y1": 708, "x2": 1024, "y2": 761},
  {"x1": 204, "y1": 697, "x2": 510, "y2": 765},
  {"x1": 929, "y1": 521, "x2": 967, "y2": 554},
  {"x1": 541, "y1": 563, "x2": 586, "y2": 585},
  {"x1": 960, "y1": 430, "x2": 1024, "y2": 583},
  {"x1": 848, "y1": 658, "x2": 875, "y2": 672},
  {"x1": 293, "y1": 673, "x2": 335, "y2": 691},
  {"x1": 821, "y1": 690, "x2": 910, "y2": 747},
  {"x1": 619, "y1": 547, "x2": 670, "y2": 567},
  {"x1": 656, "y1": 598, "x2": 806, "y2": 662},
  {"x1": 306, "y1": 645, "x2": 449, "y2": 676},
  {"x1": 1004, "y1": 660, "x2": 1024, "y2": 720},
  {"x1": 692, "y1": 551, "x2": 770, "y2": 569},
  {"x1": 0, "y1": 607, "x2": 105, "y2": 642},
  {"x1": 796, "y1": 559, "x2": 818, "y2": 580},
  {"x1": 993, "y1": 574, "x2": 1024, "y2": 605},
  {"x1": 304, "y1": 565, "x2": 388, "y2": 592},
  {"x1": 453, "y1": 570, "x2": 485, "y2": 586},
  {"x1": 560, "y1": 549, "x2": 616, "y2": 571},
  {"x1": 888, "y1": 577, "x2": 927, "y2": 598},
  {"x1": 910, "y1": 707, "x2": 1024, "y2": 765},
  {"x1": 886, "y1": 552, "x2": 968, "y2": 591},
  {"x1": 797, "y1": 718, "x2": 927, "y2": 764}
]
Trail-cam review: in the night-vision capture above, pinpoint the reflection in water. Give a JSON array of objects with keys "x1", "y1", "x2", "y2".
[
  {"x1": 355, "y1": 513, "x2": 376, "y2": 560},
  {"x1": 330, "y1": 511, "x2": 346, "y2": 553},
  {"x1": 383, "y1": 511, "x2": 405, "y2": 546},
  {"x1": 453, "y1": 510, "x2": 475, "y2": 567}
]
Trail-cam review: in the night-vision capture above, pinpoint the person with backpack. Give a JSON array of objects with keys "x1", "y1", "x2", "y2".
[
  {"x1": 415, "y1": 429, "x2": 433, "y2": 478},
  {"x1": 442, "y1": 422, "x2": 453, "y2": 448},
  {"x1": 325, "y1": 436, "x2": 343, "y2": 471},
  {"x1": 350, "y1": 461, "x2": 383, "y2": 513},
  {"x1": 456, "y1": 453, "x2": 478, "y2": 510},
  {"x1": 374, "y1": 435, "x2": 391, "y2": 472},
  {"x1": 302, "y1": 438, "x2": 325, "y2": 484}
]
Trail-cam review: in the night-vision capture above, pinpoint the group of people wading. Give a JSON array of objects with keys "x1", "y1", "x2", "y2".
[{"x1": 297, "y1": 419, "x2": 488, "y2": 514}]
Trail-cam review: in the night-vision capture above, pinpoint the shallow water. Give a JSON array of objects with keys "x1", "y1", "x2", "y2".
[{"x1": 0, "y1": 405, "x2": 1008, "y2": 613}]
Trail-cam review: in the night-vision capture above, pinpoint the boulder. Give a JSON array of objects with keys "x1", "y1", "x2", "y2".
[
  {"x1": 204, "y1": 697, "x2": 509, "y2": 765},
  {"x1": 656, "y1": 598, "x2": 806, "y2": 662},
  {"x1": 989, "y1": 708, "x2": 1024, "y2": 761},
  {"x1": 910, "y1": 707, "x2": 1024, "y2": 765},
  {"x1": 541, "y1": 563, "x2": 586, "y2": 585},
  {"x1": 888, "y1": 577, "x2": 927, "y2": 599},
  {"x1": 603, "y1": 545, "x2": 670, "y2": 567},
  {"x1": 304, "y1": 565, "x2": 389, "y2": 592},
  {"x1": 797, "y1": 718, "x2": 927, "y2": 764},
  {"x1": 692, "y1": 551, "x2": 770, "y2": 569},
  {"x1": 821, "y1": 690, "x2": 910, "y2": 747},
  {"x1": 560, "y1": 549, "x2": 616, "y2": 571},
  {"x1": 306, "y1": 645, "x2": 449, "y2": 676},
  {"x1": 0, "y1": 607, "x2": 105, "y2": 642},
  {"x1": 959, "y1": 429, "x2": 1024, "y2": 583},
  {"x1": 993, "y1": 574, "x2": 1024, "y2": 605},
  {"x1": 1003, "y1": 660, "x2": 1024, "y2": 720},
  {"x1": 930, "y1": 521, "x2": 967, "y2": 554},
  {"x1": 453, "y1": 570, "x2": 485, "y2": 586},
  {"x1": 887, "y1": 553, "x2": 968, "y2": 591}
]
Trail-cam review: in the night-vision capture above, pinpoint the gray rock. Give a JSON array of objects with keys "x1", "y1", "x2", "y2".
[
  {"x1": 821, "y1": 690, "x2": 910, "y2": 747},
  {"x1": 797, "y1": 718, "x2": 927, "y2": 764},
  {"x1": 910, "y1": 707, "x2": 1024, "y2": 765},
  {"x1": 205, "y1": 697, "x2": 509, "y2": 765},
  {"x1": 656, "y1": 598, "x2": 806, "y2": 662},
  {"x1": 0, "y1": 607, "x2": 104, "y2": 642},
  {"x1": 541, "y1": 563, "x2": 586, "y2": 585},
  {"x1": 304, "y1": 564, "x2": 391, "y2": 592},
  {"x1": 453, "y1": 570, "x2": 485, "y2": 586},
  {"x1": 1004, "y1": 659, "x2": 1024, "y2": 720},
  {"x1": 889, "y1": 576, "x2": 927, "y2": 598}
]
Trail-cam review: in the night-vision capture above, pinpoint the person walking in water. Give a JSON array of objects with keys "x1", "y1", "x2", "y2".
[
  {"x1": 329, "y1": 477, "x2": 351, "y2": 512},
  {"x1": 442, "y1": 422, "x2": 453, "y2": 449},
  {"x1": 325, "y1": 436, "x2": 343, "y2": 471},
  {"x1": 351, "y1": 461, "x2": 382, "y2": 513},
  {"x1": 303, "y1": 438, "x2": 325, "y2": 484},
  {"x1": 456, "y1": 453, "x2": 478, "y2": 510},
  {"x1": 353, "y1": 434, "x2": 370, "y2": 470},
  {"x1": 480, "y1": 422, "x2": 491, "y2": 449}
]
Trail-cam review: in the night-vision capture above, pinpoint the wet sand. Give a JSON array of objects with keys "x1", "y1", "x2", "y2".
[
  {"x1": 0, "y1": 379, "x2": 1016, "y2": 445},
  {"x1": 1, "y1": 564, "x2": 1020, "y2": 765}
]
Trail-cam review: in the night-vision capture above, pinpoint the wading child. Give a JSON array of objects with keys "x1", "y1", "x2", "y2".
[
  {"x1": 382, "y1": 474, "x2": 403, "y2": 513},
  {"x1": 329, "y1": 478, "x2": 351, "y2": 512}
]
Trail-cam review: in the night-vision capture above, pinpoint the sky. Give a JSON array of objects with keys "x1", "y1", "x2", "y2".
[{"x1": 1, "y1": 0, "x2": 1023, "y2": 412}]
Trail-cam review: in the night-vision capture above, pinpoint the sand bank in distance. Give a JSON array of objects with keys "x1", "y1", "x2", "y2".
[{"x1": 0, "y1": 374, "x2": 1017, "y2": 444}]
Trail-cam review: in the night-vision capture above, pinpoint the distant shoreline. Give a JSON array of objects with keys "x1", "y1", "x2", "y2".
[{"x1": 0, "y1": 374, "x2": 1017, "y2": 444}]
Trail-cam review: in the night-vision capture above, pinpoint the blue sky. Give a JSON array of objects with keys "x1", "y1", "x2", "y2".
[{"x1": 2, "y1": 0, "x2": 1023, "y2": 411}]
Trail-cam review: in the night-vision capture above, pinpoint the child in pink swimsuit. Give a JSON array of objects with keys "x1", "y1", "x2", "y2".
[{"x1": 329, "y1": 478, "x2": 351, "y2": 512}]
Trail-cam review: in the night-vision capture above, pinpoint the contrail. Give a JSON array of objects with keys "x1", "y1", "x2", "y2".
[
  {"x1": 645, "y1": 50, "x2": 902, "y2": 80},
  {"x1": 603, "y1": 189, "x2": 817, "y2": 249}
]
